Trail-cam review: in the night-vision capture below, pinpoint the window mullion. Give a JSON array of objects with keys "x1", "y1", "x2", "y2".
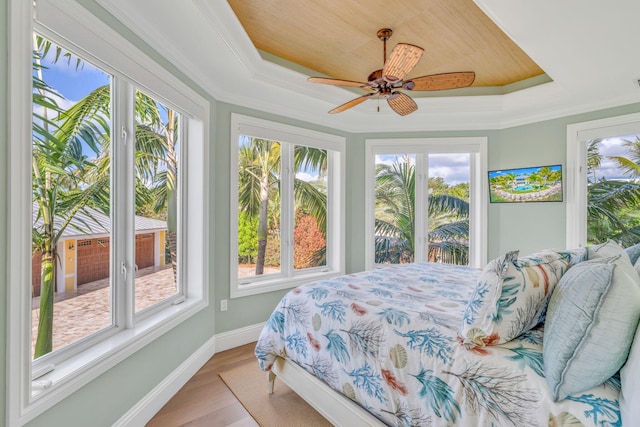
[
  {"x1": 280, "y1": 144, "x2": 294, "y2": 276},
  {"x1": 111, "y1": 77, "x2": 136, "y2": 329},
  {"x1": 415, "y1": 154, "x2": 428, "y2": 263}
]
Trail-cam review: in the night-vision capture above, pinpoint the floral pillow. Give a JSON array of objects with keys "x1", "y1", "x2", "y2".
[{"x1": 459, "y1": 249, "x2": 571, "y2": 348}]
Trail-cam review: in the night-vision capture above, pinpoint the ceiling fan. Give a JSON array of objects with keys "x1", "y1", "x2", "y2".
[{"x1": 308, "y1": 28, "x2": 475, "y2": 116}]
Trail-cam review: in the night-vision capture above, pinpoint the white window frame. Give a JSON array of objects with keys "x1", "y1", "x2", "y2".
[
  {"x1": 566, "y1": 112, "x2": 640, "y2": 248},
  {"x1": 364, "y1": 137, "x2": 488, "y2": 270},
  {"x1": 229, "y1": 114, "x2": 345, "y2": 298},
  {"x1": 7, "y1": 0, "x2": 210, "y2": 425}
]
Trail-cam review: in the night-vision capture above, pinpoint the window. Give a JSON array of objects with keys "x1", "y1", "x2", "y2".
[
  {"x1": 364, "y1": 138, "x2": 488, "y2": 270},
  {"x1": 8, "y1": 0, "x2": 209, "y2": 424},
  {"x1": 230, "y1": 114, "x2": 345, "y2": 298},
  {"x1": 566, "y1": 112, "x2": 640, "y2": 248}
]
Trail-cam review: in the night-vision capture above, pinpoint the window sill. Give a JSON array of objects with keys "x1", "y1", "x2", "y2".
[
  {"x1": 231, "y1": 269, "x2": 344, "y2": 298},
  {"x1": 22, "y1": 296, "x2": 207, "y2": 424}
]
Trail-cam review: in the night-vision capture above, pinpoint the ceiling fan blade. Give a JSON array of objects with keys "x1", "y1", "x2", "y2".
[
  {"x1": 308, "y1": 77, "x2": 368, "y2": 88},
  {"x1": 329, "y1": 93, "x2": 374, "y2": 114},
  {"x1": 382, "y1": 43, "x2": 424, "y2": 82},
  {"x1": 405, "y1": 72, "x2": 476, "y2": 91},
  {"x1": 387, "y1": 92, "x2": 417, "y2": 116}
]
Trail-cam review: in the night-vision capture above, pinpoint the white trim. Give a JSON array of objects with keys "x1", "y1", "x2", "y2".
[
  {"x1": 214, "y1": 322, "x2": 266, "y2": 352},
  {"x1": 113, "y1": 323, "x2": 265, "y2": 427},
  {"x1": 7, "y1": 1, "x2": 37, "y2": 426},
  {"x1": 112, "y1": 336, "x2": 217, "y2": 427},
  {"x1": 229, "y1": 114, "x2": 346, "y2": 298},
  {"x1": 364, "y1": 137, "x2": 488, "y2": 270},
  {"x1": 7, "y1": 0, "x2": 211, "y2": 424},
  {"x1": 566, "y1": 112, "x2": 640, "y2": 248}
]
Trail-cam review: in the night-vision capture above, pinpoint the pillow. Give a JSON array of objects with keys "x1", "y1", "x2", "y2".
[
  {"x1": 589, "y1": 238, "x2": 640, "y2": 285},
  {"x1": 587, "y1": 239, "x2": 629, "y2": 261},
  {"x1": 621, "y1": 325, "x2": 640, "y2": 427},
  {"x1": 543, "y1": 255, "x2": 640, "y2": 401},
  {"x1": 555, "y1": 246, "x2": 587, "y2": 266},
  {"x1": 459, "y1": 249, "x2": 570, "y2": 348},
  {"x1": 625, "y1": 241, "x2": 640, "y2": 265}
]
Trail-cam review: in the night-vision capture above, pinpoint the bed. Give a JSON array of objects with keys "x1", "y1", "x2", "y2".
[{"x1": 255, "y1": 254, "x2": 635, "y2": 426}]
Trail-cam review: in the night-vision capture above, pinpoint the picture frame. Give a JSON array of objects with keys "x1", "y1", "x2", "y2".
[{"x1": 488, "y1": 164, "x2": 563, "y2": 203}]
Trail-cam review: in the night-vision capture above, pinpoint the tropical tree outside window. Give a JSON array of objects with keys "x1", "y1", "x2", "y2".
[
  {"x1": 373, "y1": 153, "x2": 470, "y2": 265},
  {"x1": 365, "y1": 138, "x2": 487, "y2": 270},
  {"x1": 32, "y1": 35, "x2": 113, "y2": 359},
  {"x1": 133, "y1": 89, "x2": 180, "y2": 312},
  {"x1": 428, "y1": 153, "x2": 471, "y2": 265},
  {"x1": 585, "y1": 135, "x2": 640, "y2": 246},
  {"x1": 230, "y1": 114, "x2": 344, "y2": 298},
  {"x1": 566, "y1": 113, "x2": 640, "y2": 250}
]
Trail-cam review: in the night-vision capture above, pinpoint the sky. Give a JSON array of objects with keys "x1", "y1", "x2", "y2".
[
  {"x1": 376, "y1": 153, "x2": 470, "y2": 185},
  {"x1": 595, "y1": 135, "x2": 638, "y2": 180},
  {"x1": 39, "y1": 49, "x2": 109, "y2": 107}
]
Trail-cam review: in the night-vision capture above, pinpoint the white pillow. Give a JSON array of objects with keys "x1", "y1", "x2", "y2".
[
  {"x1": 459, "y1": 249, "x2": 570, "y2": 348},
  {"x1": 621, "y1": 326, "x2": 640, "y2": 426}
]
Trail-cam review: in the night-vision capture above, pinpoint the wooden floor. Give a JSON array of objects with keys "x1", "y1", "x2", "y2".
[{"x1": 146, "y1": 343, "x2": 260, "y2": 427}]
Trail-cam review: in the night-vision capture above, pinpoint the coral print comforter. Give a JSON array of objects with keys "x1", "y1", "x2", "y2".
[{"x1": 255, "y1": 262, "x2": 621, "y2": 426}]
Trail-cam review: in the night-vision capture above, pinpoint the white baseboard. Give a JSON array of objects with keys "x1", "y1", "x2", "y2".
[
  {"x1": 214, "y1": 321, "x2": 265, "y2": 352},
  {"x1": 113, "y1": 321, "x2": 266, "y2": 427}
]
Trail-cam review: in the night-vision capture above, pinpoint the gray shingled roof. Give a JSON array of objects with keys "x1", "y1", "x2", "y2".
[{"x1": 32, "y1": 202, "x2": 167, "y2": 239}]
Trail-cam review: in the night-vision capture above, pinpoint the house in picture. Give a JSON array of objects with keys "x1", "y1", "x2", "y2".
[{"x1": 3, "y1": 1, "x2": 640, "y2": 426}]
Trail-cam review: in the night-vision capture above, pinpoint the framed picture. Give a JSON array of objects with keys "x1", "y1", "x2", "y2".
[{"x1": 488, "y1": 164, "x2": 563, "y2": 203}]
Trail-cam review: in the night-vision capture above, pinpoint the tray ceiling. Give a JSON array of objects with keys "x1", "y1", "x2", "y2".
[
  {"x1": 227, "y1": 0, "x2": 548, "y2": 93},
  {"x1": 96, "y1": 0, "x2": 640, "y2": 132}
]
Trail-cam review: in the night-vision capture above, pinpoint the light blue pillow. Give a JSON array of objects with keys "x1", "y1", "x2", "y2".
[
  {"x1": 543, "y1": 254, "x2": 640, "y2": 401},
  {"x1": 625, "y1": 241, "x2": 640, "y2": 265},
  {"x1": 621, "y1": 324, "x2": 640, "y2": 427}
]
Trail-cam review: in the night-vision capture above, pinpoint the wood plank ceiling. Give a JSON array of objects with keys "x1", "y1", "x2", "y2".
[{"x1": 227, "y1": 0, "x2": 546, "y2": 90}]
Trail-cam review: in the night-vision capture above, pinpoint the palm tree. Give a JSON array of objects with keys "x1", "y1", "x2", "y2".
[
  {"x1": 237, "y1": 138, "x2": 327, "y2": 275},
  {"x1": 587, "y1": 138, "x2": 603, "y2": 182},
  {"x1": 609, "y1": 136, "x2": 640, "y2": 178},
  {"x1": 32, "y1": 37, "x2": 110, "y2": 357},
  {"x1": 586, "y1": 138, "x2": 640, "y2": 245},
  {"x1": 375, "y1": 161, "x2": 416, "y2": 263},
  {"x1": 374, "y1": 161, "x2": 469, "y2": 265},
  {"x1": 537, "y1": 166, "x2": 553, "y2": 187},
  {"x1": 237, "y1": 138, "x2": 280, "y2": 275},
  {"x1": 505, "y1": 172, "x2": 517, "y2": 191}
]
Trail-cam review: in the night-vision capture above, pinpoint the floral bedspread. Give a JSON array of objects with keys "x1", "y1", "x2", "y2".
[{"x1": 255, "y1": 262, "x2": 621, "y2": 427}]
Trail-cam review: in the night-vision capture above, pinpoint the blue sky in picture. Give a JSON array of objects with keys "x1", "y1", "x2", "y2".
[{"x1": 489, "y1": 164, "x2": 562, "y2": 181}]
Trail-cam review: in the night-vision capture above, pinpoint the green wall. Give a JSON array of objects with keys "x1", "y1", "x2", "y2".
[{"x1": 2, "y1": 1, "x2": 640, "y2": 425}]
